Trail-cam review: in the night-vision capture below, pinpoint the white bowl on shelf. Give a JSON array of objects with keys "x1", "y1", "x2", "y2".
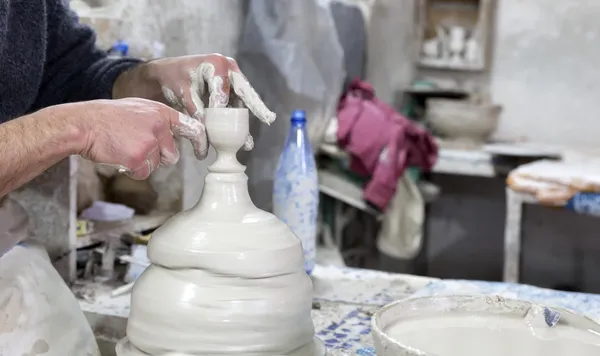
[{"x1": 426, "y1": 99, "x2": 502, "y2": 147}]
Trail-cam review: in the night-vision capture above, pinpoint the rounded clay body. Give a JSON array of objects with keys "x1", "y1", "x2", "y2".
[{"x1": 122, "y1": 109, "x2": 316, "y2": 356}]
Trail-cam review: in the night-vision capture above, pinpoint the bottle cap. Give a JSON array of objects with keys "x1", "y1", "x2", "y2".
[
  {"x1": 291, "y1": 110, "x2": 306, "y2": 123},
  {"x1": 110, "y1": 40, "x2": 129, "y2": 57}
]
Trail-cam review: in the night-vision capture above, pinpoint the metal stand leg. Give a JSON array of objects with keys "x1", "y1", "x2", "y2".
[
  {"x1": 333, "y1": 200, "x2": 344, "y2": 249},
  {"x1": 503, "y1": 188, "x2": 523, "y2": 283}
]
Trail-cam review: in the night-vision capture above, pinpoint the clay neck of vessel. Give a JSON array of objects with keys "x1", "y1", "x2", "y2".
[
  {"x1": 190, "y1": 108, "x2": 259, "y2": 219},
  {"x1": 193, "y1": 144, "x2": 256, "y2": 218},
  {"x1": 193, "y1": 171, "x2": 256, "y2": 217},
  {"x1": 208, "y1": 143, "x2": 245, "y2": 174}
]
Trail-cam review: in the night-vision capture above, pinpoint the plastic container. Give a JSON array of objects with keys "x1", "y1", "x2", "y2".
[{"x1": 273, "y1": 110, "x2": 319, "y2": 275}]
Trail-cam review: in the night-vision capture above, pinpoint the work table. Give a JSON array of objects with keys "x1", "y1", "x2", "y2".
[{"x1": 78, "y1": 265, "x2": 600, "y2": 356}]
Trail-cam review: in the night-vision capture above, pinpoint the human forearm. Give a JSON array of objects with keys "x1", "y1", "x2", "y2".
[
  {"x1": 2, "y1": 97, "x2": 202, "y2": 195},
  {"x1": 0, "y1": 107, "x2": 84, "y2": 197}
]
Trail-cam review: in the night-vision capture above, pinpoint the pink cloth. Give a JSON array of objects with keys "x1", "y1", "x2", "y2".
[{"x1": 337, "y1": 80, "x2": 438, "y2": 211}]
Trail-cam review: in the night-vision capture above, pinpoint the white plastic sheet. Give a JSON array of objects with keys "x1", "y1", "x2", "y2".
[
  {"x1": 237, "y1": 0, "x2": 345, "y2": 210},
  {"x1": 238, "y1": 0, "x2": 345, "y2": 146},
  {"x1": 0, "y1": 244, "x2": 99, "y2": 356},
  {"x1": 377, "y1": 172, "x2": 425, "y2": 260}
]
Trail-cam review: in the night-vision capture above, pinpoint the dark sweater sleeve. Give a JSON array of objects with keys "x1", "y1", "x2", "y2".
[{"x1": 32, "y1": 0, "x2": 142, "y2": 109}]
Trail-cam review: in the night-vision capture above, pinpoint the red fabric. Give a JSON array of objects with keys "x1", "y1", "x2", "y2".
[{"x1": 337, "y1": 79, "x2": 438, "y2": 211}]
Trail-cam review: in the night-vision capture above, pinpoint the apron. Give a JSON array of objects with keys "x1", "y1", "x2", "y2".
[{"x1": 0, "y1": 197, "x2": 100, "y2": 355}]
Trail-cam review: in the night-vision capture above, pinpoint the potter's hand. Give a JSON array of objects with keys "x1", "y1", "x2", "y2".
[
  {"x1": 112, "y1": 54, "x2": 276, "y2": 159},
  {"x1": 77, "y1": 98, "x2": 205, "y2": 180}
]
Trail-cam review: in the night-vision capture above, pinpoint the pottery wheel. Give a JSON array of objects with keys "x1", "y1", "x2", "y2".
[{"x1": 115, "y1": 336, "x2": 327, "y2": 356}]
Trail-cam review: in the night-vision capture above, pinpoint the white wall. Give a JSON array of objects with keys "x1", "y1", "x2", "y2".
[
  {"x1": 420, "y1": 0, "x2": 600, "y2": 292},
  {"x1": 366, "y1": 0, "x2": 416, "y2": 107},
  {"x1": 376, "y1": 1, "x2": 600, "y2": 293},
  {"x1": 491, "y1": 0, "x2": 600, "y2": 148}
]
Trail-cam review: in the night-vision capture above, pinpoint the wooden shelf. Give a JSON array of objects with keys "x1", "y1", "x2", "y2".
[
  {"x1": 406, "y1": 87, "x2": 470, "y2": 98},
  {"x1": 418, "y1": 57, "x2": 484, "y2": 71},
  {"x1": 319, "y1": 143, "x2": 499, "y2": 178}
]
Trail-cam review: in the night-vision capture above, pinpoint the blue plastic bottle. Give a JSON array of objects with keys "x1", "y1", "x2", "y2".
[
  {"x1": 108, "y1": 40, "x2": 129, "y2": 57},
  {"x1": 273, "y1": 110, "x2": 319, "y2": 275}
]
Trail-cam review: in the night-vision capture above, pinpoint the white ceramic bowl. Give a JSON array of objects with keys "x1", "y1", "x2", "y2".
[
  {"x1": 426, "y1": 99, "x2": 502, "y2": 145},
  {"x1": 371, "y1": 295, "x2": 600, "y2": 356}
]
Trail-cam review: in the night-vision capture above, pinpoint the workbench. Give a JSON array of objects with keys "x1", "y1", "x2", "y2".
[
  {"x1": 78, "y1": 264, "x2": 600, "y2": 356},
  {"x1": 503, "y1": 158, "x2": 600, "y2": 283}
]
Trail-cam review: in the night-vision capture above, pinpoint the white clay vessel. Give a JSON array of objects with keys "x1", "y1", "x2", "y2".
[
  {"x1": 116, "y1": 108, "x2": 323, "y2": 356},
  {"x1": 371, "y1": 295, "x2": 600, "y2": 356}
]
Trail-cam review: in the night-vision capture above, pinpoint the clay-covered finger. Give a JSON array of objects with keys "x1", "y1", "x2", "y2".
[
  {"x1": 170, "y1": 112, "x2": 208, "y2": 160},
  {"x1": 227, "y1": 84, "x2": 255, "y2": 152},
  {"x1": 229, "y1": 71, "x2": 276, "y2": 124},
  {"x1": 228, "y1": 93, "x2": 255, "y2": 151},
  {"x1": 243, "y1": 134, "x2": 254, "y2": 151},
  {"x1": 190, "y1": 130, "x2": 209, "y2": 160},
  {"x1": 161, "y1": 86, "x2": 185, "y2": 113},
  {"x1": 229, "y1": 84, "x2": 245, "y2": 109},
  {"x1": 198, "y1": 62, "x2": 229, "y2": 108},
  {"x1": 157, "y1": 132, "x2": 180, "y2": 166},
  {"x1": 187, "y1": 69, "x2": 206, "y2": 120}
]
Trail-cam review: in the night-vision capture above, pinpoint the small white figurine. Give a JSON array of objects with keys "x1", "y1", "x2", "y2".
[
  {"x1": 448, "y1": 26, "x2": 467, "y2": 65},
  {"x1": 423, "y1": 37, "x2": 441, "y2": 59},
  {"x1": 436, "y1": 26, "x2": 450, "y2": 61},
  {"x1": 465, "y1": 36, "x2": 479, "y2": 63}
]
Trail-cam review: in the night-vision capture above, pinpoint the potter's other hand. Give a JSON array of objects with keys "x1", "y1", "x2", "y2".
[
  {"x1": 77, "y1": 98, "x2": 206, "y2": 180},
  {"x1": 112, "y1": 54, "x2": 276, "y2": 157}
]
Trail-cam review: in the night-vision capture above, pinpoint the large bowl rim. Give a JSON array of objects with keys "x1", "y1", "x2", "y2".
[{"x1": 371, "y1": 294, "x2": 600, "y2": 356}]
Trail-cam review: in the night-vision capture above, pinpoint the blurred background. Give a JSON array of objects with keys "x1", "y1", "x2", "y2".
[{"x1": 52, "y1": 0, "x2": 600, "y2": 294}]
